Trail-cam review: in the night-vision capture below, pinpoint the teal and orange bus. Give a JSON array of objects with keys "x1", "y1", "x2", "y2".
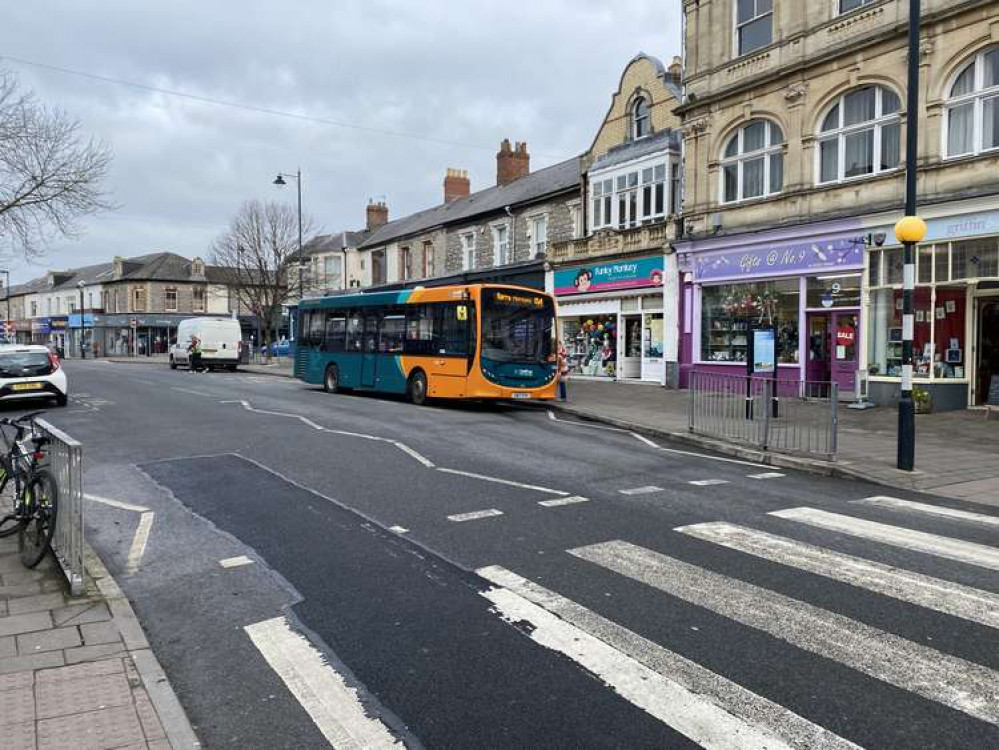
[{"x1": 294, "y1": 284, "x2": 557, "y2": 404}]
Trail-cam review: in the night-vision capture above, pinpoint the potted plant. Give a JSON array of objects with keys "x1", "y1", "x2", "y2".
[{"x1": 913, "y1": 385, "x2": 932, "y2": 414}]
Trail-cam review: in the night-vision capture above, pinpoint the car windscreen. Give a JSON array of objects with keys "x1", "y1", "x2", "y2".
[
  {"x1": 481, "y1": 289, "x2": 555, "y2": 365},
  {"x1": 0, "y1": 352, "x2": 52, "y2": 377}
]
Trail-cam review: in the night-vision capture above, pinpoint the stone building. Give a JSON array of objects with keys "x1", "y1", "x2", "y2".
[{"x1": 675, "y1": 0, "x2": 999, "y2": 409}]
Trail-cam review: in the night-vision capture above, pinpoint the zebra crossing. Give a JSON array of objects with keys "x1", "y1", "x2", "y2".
[{"x1": 478, "y1": 496, "x2": 999, "y2": 749}]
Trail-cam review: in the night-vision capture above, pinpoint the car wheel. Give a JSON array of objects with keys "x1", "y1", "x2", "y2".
[
  {"x1": 54, "y1": 393, "x2": 68, "y2": 408},
  {"x1": 408, "y1": 371, "x2": 428, "y2": 406},
  {"x1": 323, "y1": 364, "x2": 341, "y2": 394},
  {"x1": 169, "y1": 357, "x2": 177, "y2": 370}
]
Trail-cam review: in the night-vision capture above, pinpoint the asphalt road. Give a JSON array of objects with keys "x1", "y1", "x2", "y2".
[{"x1": 26, "y1": 359, "x2": 999, "y2": 749}]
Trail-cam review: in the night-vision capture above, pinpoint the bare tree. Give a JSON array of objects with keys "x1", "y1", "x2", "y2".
[
  {"x1": 210, "y1": 199, "x2": 314, "y2": 357},
  {"x1": 0, "y1": 69, "x2": 113, "y2": 259}
]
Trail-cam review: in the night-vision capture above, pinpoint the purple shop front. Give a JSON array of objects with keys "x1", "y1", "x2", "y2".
[{"x1": 677, "y1": 222, "x2": 866, "y2": 394}]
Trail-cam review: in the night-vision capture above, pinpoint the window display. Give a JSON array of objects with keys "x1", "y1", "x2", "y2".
[
  {"x1": 701, "y1": 279, "x2": 799, "y2": 363},
  {"x1": 561, "y1": 316, "x2": 617, "y2": 378}
]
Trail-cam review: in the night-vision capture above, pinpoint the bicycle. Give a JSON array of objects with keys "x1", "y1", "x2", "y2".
[{"x1": 0, "y1": 412, "x2": 58, "y2": 568}]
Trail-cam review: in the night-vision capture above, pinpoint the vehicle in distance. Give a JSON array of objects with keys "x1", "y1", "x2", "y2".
[
  {"x1": 0, "y1": 345, "x2": 68, "y2": 407},
  {"x1": 169, "y1": 317, "x2": 242, "y2": 371},
  {"x1": 295, "y1": 284, "x2": 557, "y2": 405}
]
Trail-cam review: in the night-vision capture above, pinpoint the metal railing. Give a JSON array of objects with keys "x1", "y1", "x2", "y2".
[
  {"x1": 688, "y1": 371, "x2": 838, "y2": 460},
  {"x1": 35, "y1": 419, "x2": 85, "y2": 595}
]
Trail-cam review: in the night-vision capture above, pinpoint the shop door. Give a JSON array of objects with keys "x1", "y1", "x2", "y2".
[
  {"x1": 619, "y1": 315, "x2": 642, "y2": 379},
  {"x1": 641, "y1": 312, "x2": 664, "y2": 382},
  {"x1": 806, "y1": 314, "x2": 831, "y2": 384},
  {"x1": 361, "y1": 315, "x2": 378, "y2": 387},
  {"x1": 831, "y1": 312, "x2": 859, "y2": 397},
  {"x1": 975, "y1": 299, "x2": 999, "y2": 406}
]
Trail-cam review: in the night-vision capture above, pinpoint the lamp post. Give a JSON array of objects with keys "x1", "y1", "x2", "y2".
[
  {"x1": 273, "y1": 169, "x2": 304, "y2": 302},
  {"x1": 895, "y1": 0, "x2": 924, "y2": 471},
  {"x1": 77, "y1": 280, "x2": 86, "y2": 359},
  {"x1": 0, "y1": 270, "x2": 9, "y2": 343}
]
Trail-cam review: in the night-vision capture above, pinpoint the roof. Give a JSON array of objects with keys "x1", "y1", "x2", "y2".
[
  {"x1": 590, "y1": 128, "x2": 681, "y2": 173},
  {"x1": 291, "y1": 229, "x2": 372, "y2": 262},
  {"x1": 360, "y1": 156, "x2": 582, "y2": 249}
]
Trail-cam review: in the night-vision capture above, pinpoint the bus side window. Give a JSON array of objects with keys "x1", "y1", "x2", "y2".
[
  {"x1": 439, "y1": 303, "x2": 469, "y2": 357},
  {"x1": 346, "y1": 314, "x2": 363, "y2": 352},
  {"x1": 404, "y1": 305, "x2": 435, "y2": 355},
  {"x1": 308, "y1": 311, "x2": 326, "y2": 347},
  {"x1": 380, "y1": 311, "x2": 406, "y2": 354},
  {"x1": 325, "y1": 311, "x2": 346, "y2": 352},
  {"x1": 297, "y1": 311, "x2": 309, "y2": 345}
]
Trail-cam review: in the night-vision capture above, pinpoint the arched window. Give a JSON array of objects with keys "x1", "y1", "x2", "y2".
[
  {"x1": 945, "y1": 48, "x2": 999, "y2": 158},
  {"x1": 632, "y1": 96, "x2": 650, "y2": 139},
  {"x1": 817, "y1": 86, "x2": 900, "y2": 184},
  {"x1": 721, "y1": 120, "x2": 784, "y2": 203}
]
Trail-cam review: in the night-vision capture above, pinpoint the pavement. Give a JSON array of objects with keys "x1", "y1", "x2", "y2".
[{"x1": 24, "y1": 359, "x2": 998, "y2": 749}]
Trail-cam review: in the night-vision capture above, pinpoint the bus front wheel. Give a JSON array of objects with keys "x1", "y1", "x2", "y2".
[
  {"x1": 408, "y1": 371, "x2": 428, "y2": 406},
  {"x1": 323, "y1": 364, "x2": 341, "y2": 394}
]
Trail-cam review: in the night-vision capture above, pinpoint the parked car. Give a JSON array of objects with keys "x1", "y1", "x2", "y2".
[
  {"x1": 264, "y1": 340, "x2": 292, "y2": 357},
  {"x1": 0, "y1": 345, "x2": 68, "y2": 407},
  {"x1": 169, "y1": 318, "x2": 242, "y2": 372}
]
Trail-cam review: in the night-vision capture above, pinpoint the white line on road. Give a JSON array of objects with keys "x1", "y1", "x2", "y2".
[
  {"x1": 677, "y1": 522, "x2": 999, "y2": 630},
  {"x1": 770, "y1": 507, "x2": 999, "y2": 571},
  {"x1": 125, "y1": 512, "x2": 155, "y2": 575},
  {"x1": 478, "y1": 565, "x2": 861, "y2": 750},
  {"x1": 538, "y1": 496, "x2": 590, "y2": 508},
  {"x1": 447, "y1": 509, "x2": 504, "y2": 523},
  {"x1": 219, "y1": 555, "x2": 255, "y2": 569},
  {"x1": 618, "y1": 486, "x2": 664, "y2": 495},
  {"x1": 689, "y1": 479, "x2": 729, "y2": 487},
  {"x1": 436, "y1": 467, "x2": 569, "y2": 496},
  {"x1": 631, "y1": 432, "x2": 660, "y2": 448},
  {"x1": 571, "y1": 540, "x2": 999, "y2": 725},
  {"x1": 170, "y1": 386, "x2": 215, "y2": 397},
  {"x1": 388, "y1": 526, "x2": 409, "y2": 534},
  {"x1": 852, "y1": 496, "x2": 999, "y2": 528},
  {"x1": 480, "y1": 578, "x2": 814, "y2": 750},
  {"x1": 244, "y1": 617, "x2": 402, "y2": 748},
  {"x1": 391, "y1": 441, "x2": 435, "y2": 468},
  {"x1": 748, "y1": 472, "x2": 786, "y2": 480},
  {"x1": 85, "y1": 494, "x2": 150, "y2": 513}
]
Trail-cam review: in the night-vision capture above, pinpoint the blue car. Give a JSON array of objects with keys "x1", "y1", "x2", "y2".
[{"x1": 261, "y1": 340, "x2": 292, "y2": 357}]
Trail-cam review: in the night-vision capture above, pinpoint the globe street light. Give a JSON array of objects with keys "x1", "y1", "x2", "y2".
[{"x1": 273, "y1": 169, "x2": 304, "y2": 302}]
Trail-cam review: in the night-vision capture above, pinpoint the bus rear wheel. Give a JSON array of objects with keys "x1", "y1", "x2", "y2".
[
  {"x1": 408, "y1": 371, "x2": 428, "y2": 406},
  {"x1": 323, "y1": 364, "x2": 341, "y2": 394}
]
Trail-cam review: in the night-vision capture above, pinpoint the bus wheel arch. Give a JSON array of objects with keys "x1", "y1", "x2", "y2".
[
  {"x1": 323, "y1": 363, "x2": 341, "y2": 394},
  {"x1": 407, "y1": 369, "x2": 429, "y2": 406}
]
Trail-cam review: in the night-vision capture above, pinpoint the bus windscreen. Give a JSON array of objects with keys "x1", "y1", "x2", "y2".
[{"x1": 481, "y1": 289, "x2": 555, "y2": 365}]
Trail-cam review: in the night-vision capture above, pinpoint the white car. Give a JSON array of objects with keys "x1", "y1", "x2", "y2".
[{"x1": 0, "y1": 345, "x2": 68, "y2": 407}]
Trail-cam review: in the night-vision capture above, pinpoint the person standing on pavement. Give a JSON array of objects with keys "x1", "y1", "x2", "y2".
[
  {"x1": 188, "y1": 335, "x2": 204, "y2": 373},
  {"x1": 556, "y1": 339, "x2": 570, "y2": 401}
]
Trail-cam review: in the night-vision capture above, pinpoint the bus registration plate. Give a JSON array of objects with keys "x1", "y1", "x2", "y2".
[{"x1": 511, "y1": 392, "x2": 532, "y2": 399}]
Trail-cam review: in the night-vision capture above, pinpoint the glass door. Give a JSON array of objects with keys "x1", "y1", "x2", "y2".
[
  {"x1": 831, "y1": 311, "x2": 859, "y2": 397},
  {"x1": 976, "y1": 299, "x2": 999, "y2": 405},
  {"x1": 619, "y1": 315, "x2": 642, "y2": 379},
  {"x1": 641, "y1": 312, "x2": 664, "y2": 382}
]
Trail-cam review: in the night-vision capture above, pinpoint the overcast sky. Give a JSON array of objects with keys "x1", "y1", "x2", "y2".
[{"x1": 2, "y1": 1, "x2": 681, "y2": 283}]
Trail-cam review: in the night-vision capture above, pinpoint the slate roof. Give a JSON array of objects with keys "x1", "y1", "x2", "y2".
[
  {"x1": 290, "y1": 229, "x2": 372, "y2": 262},
  {"x1": 359, "y1": 156, "x2": 582, "y2": 249},
  {"x1": 590, "y1": 128, "x2": 681, "y2": 173}
]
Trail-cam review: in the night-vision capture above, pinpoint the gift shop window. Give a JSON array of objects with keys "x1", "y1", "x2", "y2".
[
  {"x1": 562, "y1": 316, "x2": 617, "y2": 378},
  {"x1": 700, "y1": 279, "x2": 800, "y2": 364}
]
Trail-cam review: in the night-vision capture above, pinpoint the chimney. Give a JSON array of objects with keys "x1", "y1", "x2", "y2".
[
  {"x1": 366, "y1": 200, "x2": 389, "y2": 231},
  {"x1": 668, "y1": 55, "x2": 682, "y2": 84},
  {"x1": 496, "y1": 139, "x2": 530, "y2": 186},
  {"x1": 443, "y1": 168, "x2": 470, "y2": 203}
]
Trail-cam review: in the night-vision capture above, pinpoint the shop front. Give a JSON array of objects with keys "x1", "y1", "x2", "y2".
[
  {"x1": 678, "y1": 222, "x2": 866, "y2": 396},
  {"x1": 549, "y1": 254, "x2": 670, "y2": 383}
]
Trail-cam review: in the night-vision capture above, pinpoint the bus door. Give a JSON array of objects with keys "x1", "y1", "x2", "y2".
[{"x1": 361, "y1": 314, "x2": 379, "y2": 387}]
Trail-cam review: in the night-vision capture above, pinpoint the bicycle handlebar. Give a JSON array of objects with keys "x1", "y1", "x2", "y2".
[{"x1": 0, "y1": 412, "x2": 46, "y2": 429}]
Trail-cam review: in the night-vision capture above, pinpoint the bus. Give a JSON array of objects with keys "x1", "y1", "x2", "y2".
[{"x1": 294, "y1": 284, "x2": 557, "y2": 404}]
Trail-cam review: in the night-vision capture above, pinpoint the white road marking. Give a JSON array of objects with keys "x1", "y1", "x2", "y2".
[
  {"x1": 748, "y1": 472, "x2": 786, "y2": 480},
  {"x1": 481, "y1": 581, "x2": 808, "y2": 750},
  {"x1": 677, "y1": 522, "x2": 999, "y2": 630},
  {"x1": 436, "y1": 467, "x2": 568, "y2": 496},
  {"x1": 538, "y1": 496, "x2": 590, "y2": 508},
  {"x1": 571, "y1": 540, "x2": 999, "y2": 725},
  {"x1": 170, "y1": 386, "x2": 215, "y2": 397},
  {"x1": 852, "y1": 496, "x2": 999, "y2": 528},
  {"x1": 447, "y1": 509, "x2": 504, "y2": 523},
  {"x1": 125, "y1": 512, "x2": 154, "y2": 574},
  {"x1": 631, "y1": 432, "x2": 660, "y2": 448},
  {"x1": 85, "y1": 494, "x2": 150, "y2": 513},
  {"x1": 618, "y1": 486, "x2": 664, "y2": 495},
  {"x1": 478, "y1": 565, "x2": 861, "y2": 750},
  {"x1": 689, "y1": 479, "x2": 729, "y2": 486},
  {"x1": 244, "y1": 617, "x2": 402, "y2": 748},
  {"x1": 771, "y1": 507, "x2": 999, "y2": 571},
  {"x1": 391, "y1": 441, "x2": 435, "y2": 468},
  {"x1": 388, "y1": 526, "x2": 409, "y2": 534},
  {"x1": 219, "y1": 555, "x2": 255, "y2": 569}
]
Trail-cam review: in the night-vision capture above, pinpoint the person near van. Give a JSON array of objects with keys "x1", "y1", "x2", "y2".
[
  {"x1": 188, "y1": 335, "x2": 204, "y2": 372},
  {"x1": 556, "y1": 339, "x2": 570, "y2": 401}
]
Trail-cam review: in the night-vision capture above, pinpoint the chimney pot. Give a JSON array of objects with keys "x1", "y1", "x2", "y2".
[
  {"x1": 366, "y1": 200, "x2": 389, "y2": 231},
  {"x1": 496, "y1": 138, "x2": 530, "y2": 186},
  {"x1": 443, "y1": 168, "x2": 470, "y2": 203}
]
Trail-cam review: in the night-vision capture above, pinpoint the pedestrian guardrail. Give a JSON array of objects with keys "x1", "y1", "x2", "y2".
[
  {"x1": 688, "y1": 371, "x2": 838, "y2": 460},
  {"x1": 35, "y1": 418, "x2": 85, "y2": 595}
]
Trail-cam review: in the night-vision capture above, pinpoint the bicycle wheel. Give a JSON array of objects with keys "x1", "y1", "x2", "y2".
[
  {"x1": 0, "y1": 463, "x2": 19, "y2": 538},
  {"x1": 19, "y1": 470, "x2": 58, "y2": 568}
]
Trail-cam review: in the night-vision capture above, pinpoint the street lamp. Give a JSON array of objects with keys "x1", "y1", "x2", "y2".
[
  {"x1": 0, "y1": 270, "x2": 9, "y2": 343},
  {"x1": 77, "y1": 280, "x2": 86, "y2": 359},
  {"x1": 896, "y1": 0, "x2": 923, "y2": 472},
  {"x1": 273, "y1": 169, "x2": 304, "y2": 302}
]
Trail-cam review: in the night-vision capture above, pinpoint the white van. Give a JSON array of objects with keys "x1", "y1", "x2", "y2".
[{"x1": 170, "y1": 317, "x2": 242, "y2": 371}]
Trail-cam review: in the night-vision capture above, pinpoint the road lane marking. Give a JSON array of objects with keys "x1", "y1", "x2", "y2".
[
  {"x1": 219, "y1": 555, "x2": 254, "y2": 569},
  {"x1": 125, "y1": 512, "x2": 154, "y2": 575},
  {"x1": 770, "y1": 507, "x2": 999, "y2": 571},
  {"x1": 538, "y1": 496, "x2": 590, "y2": 508},
  {"x1": 480, "y1": 577, "x2": 815, "y2": 750},
  {"x1": 478, "y1": 565, "x2": 861, "y2": 750},
  {"x1": 170, "y1": 387, "x2": 214, "y2": 397},
  {"x1": 447, "y1": 509, "x2": 504, "y2": 523},
  {"x1": 618, "y1": 486, "x2": 663, "y2": 495},
  {"x1": 436, "y1": 468, "x2": 568, "y2": 496},
  {"x1": 388, "y1": 526, "x2": 409, "y2": 534},
  {"x1": 677, "y1": 522, "x2": 999, "y2": 630},
  {"x1": 570, "y1": 540, "x2": 999, "y2": 725},
  {"x1": 852, "y1": 496, "x2": 999, "y2": 528},
  {"x1": 85, "y1": 494, "x2": 150, "y2": 513},
  {"x1": 244, "y1": 617, "x2": 402, "y2": 748},
  {"x1": 631, "y1": 432, "x2": 660, "y2": 448},
  {"x1": 748, "y1": 472, "x2": 786, "y2": 480},
  {"x1": 689, "y1": 479, "x2": 729, "y2": 487},
  {"x1": 391, "y1": 441, "x2": 435, "y2": 468}
]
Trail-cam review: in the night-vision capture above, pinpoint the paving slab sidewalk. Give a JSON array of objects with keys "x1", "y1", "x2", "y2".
[
  {"x1": 0, "y1": 536, "x2": 199, "y2": 749},
  {"x1": 553, "y1": 379, "x2": 999, "y2": 507}
]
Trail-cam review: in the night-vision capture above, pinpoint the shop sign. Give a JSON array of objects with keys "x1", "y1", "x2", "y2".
[
  {"x1": 49, "y1": 316, "x2": 68, "y2": 330},
  {"x1": 554, "y1": 255, "x2": 664, "y2": 296},
  {"x1": 879, "y1": 208, "x2": 999, "y2": 246},
  {"x1": 68, "y1": 313, "x2": 95, "y2": 328},
  {"x1": 694, "y1": 238, "x2": 863, "y2": 282}
]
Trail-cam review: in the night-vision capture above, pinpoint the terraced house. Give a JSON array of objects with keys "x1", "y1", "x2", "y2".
[{"x1": 675, "y1": 0, "x2": 999, "y2": 410}]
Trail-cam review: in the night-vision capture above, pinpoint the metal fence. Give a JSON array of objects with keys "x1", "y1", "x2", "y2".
[
  {"x1": 688, "y1": 371, "x2": 839, "y2": 460},
  {"x1": 35, "y1": 419, "x2": 85, "y2": 595}
]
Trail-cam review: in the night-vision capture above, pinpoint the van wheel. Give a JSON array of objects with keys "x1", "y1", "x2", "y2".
[
  {"x1": 323, "y1": 364, "x2": 341, "y2": 394},
  {"x1": 407, "y1": 371, "x2": 428, "y2": 406},
  {"x1": 169, "y1": 357, "x2": 177, "y2": 370}
]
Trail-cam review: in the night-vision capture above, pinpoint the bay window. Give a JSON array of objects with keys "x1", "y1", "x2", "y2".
[{"x1": 589, "y1": 159, "x2": 671, "y2": 232}]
